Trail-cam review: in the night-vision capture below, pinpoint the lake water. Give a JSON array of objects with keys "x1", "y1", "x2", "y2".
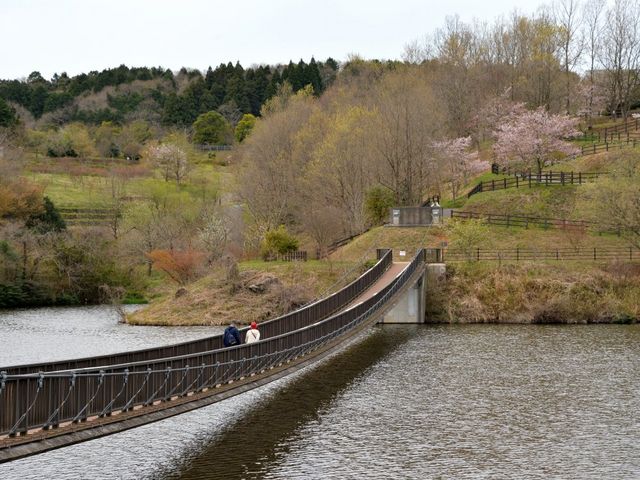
[
  {"x1": 0, "y1": 306, "x2": 221, "y2": 366},
  {"x1": 0, "y1": 308, "x2": 638, "y2": 479}
]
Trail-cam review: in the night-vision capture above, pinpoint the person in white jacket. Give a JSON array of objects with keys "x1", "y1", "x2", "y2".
[{"x1": 245, "y1": 321, "x2": 261, "y2": 344}]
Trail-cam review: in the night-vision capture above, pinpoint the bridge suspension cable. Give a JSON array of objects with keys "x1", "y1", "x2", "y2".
[{"x1": 0, "y1": 249, "x2": 426, "y2": 461}]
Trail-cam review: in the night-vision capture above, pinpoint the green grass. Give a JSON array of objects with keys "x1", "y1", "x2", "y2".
[
  {"x1": 461, "y1": 185, "x2": 580, "y2": 218},
  {"x1": 441, "y1": 146, "x2": 623, "y2": 210},
  {"x1": 27, "y1": 163, "x2": 221, "y2": 208}
]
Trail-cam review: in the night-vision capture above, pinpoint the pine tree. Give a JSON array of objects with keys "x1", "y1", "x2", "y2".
[
  {"x1": 265, "y1": 70, "x2": 281, "y2": 100},
  {"x1": 0, "y1": 97, "x2": 17, "y2": 127},
  {"x1": 205, "y1": 66, "x2": 215, "y2": 88},
  {"x1": 306, "y1": 57, "x2": 323, "y2": 94}
]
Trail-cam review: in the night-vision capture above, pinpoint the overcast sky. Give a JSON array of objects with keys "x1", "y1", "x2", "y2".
[{"x1": 1, "y1": 0, "x2": 545, "y2": 80}]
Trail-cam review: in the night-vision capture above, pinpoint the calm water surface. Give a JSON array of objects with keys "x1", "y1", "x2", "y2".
[
  {"x1": 0, "y1": 306, "x2": 221, "y2": 365},
  {"x1": 0, "y1": 312, "x2": 638, "y2": 479}
]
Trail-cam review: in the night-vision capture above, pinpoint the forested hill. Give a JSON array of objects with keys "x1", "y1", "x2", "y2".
[{"x1": 0, "y1": 58, "x2": 338, "y2": 128}]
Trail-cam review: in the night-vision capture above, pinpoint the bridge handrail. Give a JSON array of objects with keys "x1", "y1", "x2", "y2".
[
  {"x1": 2, "y1": 250, "x2": 393, "y2": 375},
  {"x1": 4, "y1": 251, "x2": 412, "y2": 377},
  {"x1": 0, "y1": 250, "x2": 426, "y2": 437}
]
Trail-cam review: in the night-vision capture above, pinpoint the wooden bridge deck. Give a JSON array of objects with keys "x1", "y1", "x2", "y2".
[
  {"x1": 347, "y1": 262, "x2": 409, "y2": 307},
  {"x1": 0, "y1": 252, "x2": 424, "y2": 463}
]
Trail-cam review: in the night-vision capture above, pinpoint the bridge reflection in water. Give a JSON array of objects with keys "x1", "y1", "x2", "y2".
[
  {"x1": 0, "y1": 249, "x2": 439, "y2": 463},
  {"x1": 170, "y1": 325, "x2": 413, "y2": 479}
]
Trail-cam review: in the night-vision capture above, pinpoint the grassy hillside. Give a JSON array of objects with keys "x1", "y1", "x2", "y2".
[
  {"x1": 23, "y1": 151, "x2": 227, "y2": 209},
  {"x1": 128, "y1": 259, "x2": 363, "y2": 326},
  {"x1": 129, "y1": 147, "x2": 639, "y2": 326},
  {"x1": 329, "y1": 148, "x2": 639, "y2": 325}
]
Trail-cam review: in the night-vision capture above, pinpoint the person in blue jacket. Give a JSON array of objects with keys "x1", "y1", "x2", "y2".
[{"x1": 223, "y1": 321, "x2": 241, "y2": 347}]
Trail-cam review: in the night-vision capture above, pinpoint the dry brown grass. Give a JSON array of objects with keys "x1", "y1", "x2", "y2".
[
  {"x1": 433, "y1": 262, "x2": 640, "y2": 324},
  {"x1": 127, "y1": 259, "x2": 362, "y2": 326}
]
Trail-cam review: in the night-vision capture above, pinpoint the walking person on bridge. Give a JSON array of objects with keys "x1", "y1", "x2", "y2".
[
  {"x1": 223, "y1": 322, "x2": 241, "y2": 347},
  {"x1": 245, "y1": 321, "x2": 261, "y2": 344}
]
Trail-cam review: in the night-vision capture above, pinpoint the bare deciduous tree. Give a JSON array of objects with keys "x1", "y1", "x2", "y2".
[
  {"x1": 238, "y1": 89, "x2": 315, "y2": 238},
  {"x1": 304, "y1": 106, "x2": 375, "y2": 234},
  {"x1": 582, "y1": 0, "x2": 605, "y2": 121},
  {"x1": 554, "y1": 0, "x2": 584, "y2": 113},
  {"x1": 599, "y1": 0, "x2": 640, "y2": 118},
  {"x1": 198, "y1": 208, "x2": 231, "y2": 263},
  {"x1": 372, "y1": 71, "x2": 444, "y2": 205}
]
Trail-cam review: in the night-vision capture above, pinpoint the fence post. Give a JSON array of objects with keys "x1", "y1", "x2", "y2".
[
  {"x1": 606, "y1": 142, "x2": 609, "y2": 151},
  {"x1": 503, "y1": 178, "x2": 507, "y2": 190},
  {"x1": 516, "y1": 176, "x2": 519, "y2": 188},
  {"x1": 561, "y1": 171, "x2": 565, "y2": 185},
  {"x1": 516, "y1": 247, "x2": 519, "y2": 261},
  {"x1": 492, "y1": 179, "x2": 495, "y2": 191},
  {"x1": 593, "y1": 247, "x2": 597, "y2": 260},
  {"x1": 476, "y1": 247, "x2": 480, "y2": 262},
  {"x1": 631, "y1": 247, "x2": 633, "y2": 261},
  {"x1": 579, "y1": 172, "x2": 582, "y2": 184}
]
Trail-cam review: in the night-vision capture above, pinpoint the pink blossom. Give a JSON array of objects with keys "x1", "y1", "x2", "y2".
[
  {"x1": 493, "y1": 107, "x2": 581, "y2": 174},
  {"x1": 433, "y1": 136, "x2": 489, "y2": 199}
]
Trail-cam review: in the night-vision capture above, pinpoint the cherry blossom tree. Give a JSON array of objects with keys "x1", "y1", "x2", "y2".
[
  {"x1": 148, "y1": 144, "x2": 189, "y2": 185},
  {"x1": 493, "y1": 107, "x2": 581, "y2": 174},
  {"x1": 472, "y1": 91, "x2": 527, "y2": 144},
  {"x1": 433, "y1": 136, "x2": 489, "y2": 200}
]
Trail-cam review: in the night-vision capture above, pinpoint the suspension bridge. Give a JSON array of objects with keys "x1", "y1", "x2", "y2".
[{"x1": 0, "y1": 248, "x2": 443, "y2": 463}]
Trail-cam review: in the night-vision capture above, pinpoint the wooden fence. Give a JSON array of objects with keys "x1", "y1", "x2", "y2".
[
  {"x1": 27, "y1": 155, "x2": 139, "y2": 168},
  {"x1": 450, "y1": 210, "x2": 622, "y2": 235},
  {"x1": 579, "y1": 137, "x2": 640, "y2": 156},
  {"x1": 316, "y1": 230, "x2": 371, "y2": 259},
  {"x1": 265, "y1": 251, "x2": 308, "y2": 262},
  {"x1": 444, "y1": 247, "x2": 640, "y2": 262},
  {"x1": 588, "y1": 117, "x2": 640, "y2": 139},
  {"x1": 467, "y1": 171, "x2": 604, "y2": 197},
  {"x1": 195, "y1": 144, "x2": 233, "y2": 151},
  {"x1": 57, "y1": 207, "x2": 117, "y2": 226}
]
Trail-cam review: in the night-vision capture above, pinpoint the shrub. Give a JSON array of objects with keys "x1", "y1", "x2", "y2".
[
  {"x1": 146, "y1": 248, "x2": 207, "y2": 285},
  {"x1": 261, "y1": 225, "x2": 299, "y2": 259},
  {"x1": 25, "y1": 197, "x2": 66, "y2": 233},
  {"x1": 235, "y1": 113, "x2": 256, "y2": 143},
  {"x1": 192, "y1": 111, "x2": 232, "y2": 145},
  {"x1": 446, "y1": 218, "x2": 490, "y2": 257},
  {"x1": 365, "y1": 186, "x2": 395, "y2": 225}
]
